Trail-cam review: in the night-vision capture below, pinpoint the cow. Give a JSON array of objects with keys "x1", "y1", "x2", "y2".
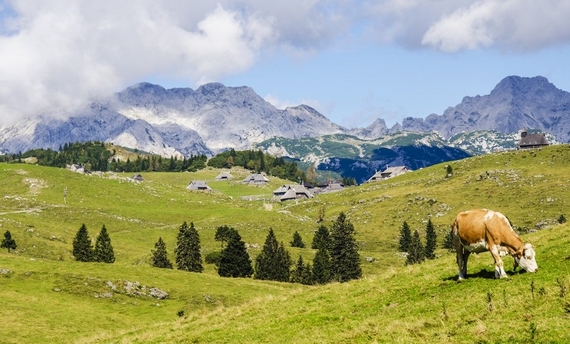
[{"x1": 451, "y1": 209, "x2": 538, "y2": 280}]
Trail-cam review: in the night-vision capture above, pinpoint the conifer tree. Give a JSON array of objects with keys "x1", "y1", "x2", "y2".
[
  {"x1": 152, "y1": 237, "x2": 173, "y2": 269},
  {"x1": 72, "y1": 224, "x2": 93, "y2": 262},
  {"x1": 311, "y1": 225, "x2": 331, "y2": 250},
  {"x1": 1, "y1": 231, "x2": 17, "y2": 253},
  {"x1": 424, "y1": 219, "x2": 437, "y2": 260},
  {"x1": 399, "y1": 221, "x2": 412, "y2": 252},
  {"x1": 442, "y1": 229, "x2": 455, "y2": 251},
  {"x1": 290, "y1": 255, "x2": 314, "y2": 285},
  {"x1": 300, "y1": 262, "x2": 313, "y2": 285},
  {"x1": 290, "y1": 231, "x2": 306, "y2": 248},
  {"x1": 275, "y1": 241, "x2": 292, "y2": 282},
  {"x1": 312, "y1": 246, "x2": 332, "y2": 284},
  {"x1": 329, "y1": 212, "x2": 362, "y2": 282},
  {"x1": 291, "y1": 255, "x2": 306, "y2": 283},
  {"x1": 254, "y1": 228, "x2": 292, "y2": 282},
  {"x1": 218, "y1": 229, "x2": 253, "y2": 278},
  {"x1": 93, "y1": 225, "x2": 115, "y2": 263},
  {"x1": 406, "y1": 230, "x2": 425, "y2": 265},
  {"x1": 175, "y1": 221, "x2": 203, "y2": 272}
]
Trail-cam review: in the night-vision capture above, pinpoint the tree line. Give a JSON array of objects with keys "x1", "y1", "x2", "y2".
[
  {"x1": 398, "y1": 219, "x2": 453, "y2": 265},
  {"x1": 1, "y1": 141, "x2": 350, "y2": 185},
  {"x1": 151, "y1": 212, "x2": 362, "y2": 285},
  {"x1": 0, "y1": 141, "x2": 207, "y2": 173},
  {"x1": 207, "y1": 149, "x2": 307, "y2": 184}
]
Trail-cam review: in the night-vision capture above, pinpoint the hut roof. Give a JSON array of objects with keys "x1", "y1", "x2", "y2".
[
  {"x1": 187, "y1": 180, "x2": 212, "y2": 191},
  {"x1": 215, "y1": 171, "x2": 233, "y2": 180}
]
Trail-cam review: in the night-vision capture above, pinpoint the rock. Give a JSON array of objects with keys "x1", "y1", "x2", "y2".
[{"x1": 149, "y1": 287, "x2": 168, "y2": 300}]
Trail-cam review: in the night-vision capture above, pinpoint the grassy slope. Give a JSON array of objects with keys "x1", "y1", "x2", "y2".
[{"x1": 1, "y1": 145, "x2": 570, "y2": 343}]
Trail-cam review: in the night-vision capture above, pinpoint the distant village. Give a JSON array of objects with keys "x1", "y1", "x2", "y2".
[{"x1": 66, "y1": 129, "x2": 550, "y2": 202}]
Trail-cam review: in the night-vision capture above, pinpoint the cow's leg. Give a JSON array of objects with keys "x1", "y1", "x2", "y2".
[
  {"x1": 461, "y1": 249, "x2": 470, "y2": 279},
  {"x1": 455, "y1": 248, "x2": 464, "y2": 280},
  {"x1": 454, "y1": 237, "x2": 466, "y2": 280},
  {"x1": 490, "y1": 245, "x2": 508, "y2": 278}
]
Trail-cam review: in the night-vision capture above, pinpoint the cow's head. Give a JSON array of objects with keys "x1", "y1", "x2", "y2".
[{"x1": 513, "y1": 243, "x2": 538, "y2": 273}]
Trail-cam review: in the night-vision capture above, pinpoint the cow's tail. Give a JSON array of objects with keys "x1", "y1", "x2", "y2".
[{"x1": 451, "y1": 217, "x2": 458, "y2": 237}]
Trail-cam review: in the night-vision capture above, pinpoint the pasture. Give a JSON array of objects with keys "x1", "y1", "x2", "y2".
[{"x1": 1, "y1": 145, "x2": 569, "y2": 343}]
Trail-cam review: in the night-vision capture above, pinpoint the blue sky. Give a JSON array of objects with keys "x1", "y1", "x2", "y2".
[{"x1": 1, "y1": 1, "x2": 570, "y2": 128}]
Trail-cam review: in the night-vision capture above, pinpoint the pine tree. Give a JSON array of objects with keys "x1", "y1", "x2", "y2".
[
  {"x1": 312, "y1": 246, "x2": 332, "y2": 284},
  {"x1": 290, "y1": 231, "x2": 306, "y2": 248},
  {"x1": 291, "y1": 255, "x2": 305, "y2": 283},
  {"x1": 424, "y1": 219, "x2": 437, "y2": 260},
  {"x1": 311, "y1": 225, "x2": 330, "y2": 250},
  {"x1": 72, "y1": 224, "x2": 93, "y2": 262},
  {"x1": 329, "y1": 212, "x2": 362, "y2": 282},
  {"x1": 300, "y1": 262, "x2": 313, "y2": 285},
  {"x1": 175, "y1": 221, "x2": 203, "y2": 272},
  {"x1": 275, "y1": 241, "x2": 292, "y2": 282},
  {"x1": 254, "y1": 228, "x2": 292, "y2": 282},
  {"x1": 218, "y1": 229, "x2": 253, "y2": 278},
  {"x1": 406, "y1": 230, "x2": 425, "y2": 265},
  {"x1": 1, "y1": 231, "x2": 17, "y2": 253},
  {"x1": 442, "y1": 229, "x2": 455, "y2": 251},
  {"x1": 399, "y1": 221, "x2": 412, "y2": 252},
  {"x1": 291, "y1": 255, "x2": 314, "y2": 285},
  {"x1": 152, "y1": 237, "x2": 173, "y2": 269},
  {"x1": 93, "y1": 225, "x2": 115, "y2": 263}
]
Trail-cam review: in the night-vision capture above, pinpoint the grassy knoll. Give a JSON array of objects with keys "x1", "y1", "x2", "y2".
[{"x1": 1, "y1": 145, "x2": 570, "y2": 343}]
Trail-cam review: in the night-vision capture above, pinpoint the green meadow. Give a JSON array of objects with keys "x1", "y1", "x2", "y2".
[{"x1": 1, "y1": 145, "x2": 569, "y2": 343}]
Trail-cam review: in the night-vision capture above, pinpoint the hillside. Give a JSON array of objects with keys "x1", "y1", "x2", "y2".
[
  {"x1": 1, "y1": 145, "x2": 570, "y2": 342},
  {"x1": 257, "y1": 132, "x2": 471, "y2": 183}
]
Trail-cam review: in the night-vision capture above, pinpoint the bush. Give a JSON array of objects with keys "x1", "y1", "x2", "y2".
[{"x1": 205, "y1": 251, "x2": 222, "y2": 265}]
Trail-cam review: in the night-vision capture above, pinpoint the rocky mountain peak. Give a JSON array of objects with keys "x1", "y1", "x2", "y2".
[
  {"x1": 196, "y1": 82, "x2": 226, "y2": 94},
  {"x1": 490, "y1": 75, "x2": 556, "y2": 98},
  {"x1": 124, "y1": 82, "x2": 167, "y2": 96}
]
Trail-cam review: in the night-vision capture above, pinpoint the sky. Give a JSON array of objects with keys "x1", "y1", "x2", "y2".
[{"x1": 1, "y1": 0, "x2": 570, "y2": 129}]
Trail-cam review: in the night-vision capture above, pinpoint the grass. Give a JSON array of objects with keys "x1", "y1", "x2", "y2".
[{"x1": 1, "y1": 145, "x2": 570, "y2": 343}]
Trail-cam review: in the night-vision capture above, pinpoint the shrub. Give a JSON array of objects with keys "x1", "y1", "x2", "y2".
[{"x1": 205, "y1": 251, "x2": 222, "y2": 265}]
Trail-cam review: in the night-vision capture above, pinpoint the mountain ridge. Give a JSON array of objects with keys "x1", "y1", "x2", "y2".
[{"x1": 1, "y1": 75, "x2": 568, "y2": 160}]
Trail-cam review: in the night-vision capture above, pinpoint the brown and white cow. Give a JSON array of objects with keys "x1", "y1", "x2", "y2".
[{"x1": 451, "y1": 209, "x2": 538, "y2": 280}]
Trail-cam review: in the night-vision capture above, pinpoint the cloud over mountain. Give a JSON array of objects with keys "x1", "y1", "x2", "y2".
[{"x1": 0, "y1": 0, "x2": 569, "y2": 127}]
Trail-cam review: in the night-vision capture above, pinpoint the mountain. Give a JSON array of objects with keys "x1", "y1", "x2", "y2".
[
  {"x1": 0, "y1": 82, "x2": 346, "y2": 156},
  {"x1": 1, "y1": 75, "x2": 569, "y2": 164},
  {"x1": 400, "y1": 76, "x2": 570, "y2": 141},
  {"x1": 113, "y1": 82, "x2": 346, "y2": 153}
]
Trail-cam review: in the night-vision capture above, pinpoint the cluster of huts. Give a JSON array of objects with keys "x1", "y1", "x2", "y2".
[
  {"x1": 271, "y1": 180, "x2": 346, "y2": 202},
  {"x1": 67, "y1": 129, "x2": 550, "y2": 202},
  {"x1": 181, "y1": 170, "x2": 352, "y2": 202}
]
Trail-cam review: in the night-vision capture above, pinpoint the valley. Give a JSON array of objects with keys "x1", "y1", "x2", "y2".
[{"x1": 1, "y1": 145, "x2": 569, "y2": 342}]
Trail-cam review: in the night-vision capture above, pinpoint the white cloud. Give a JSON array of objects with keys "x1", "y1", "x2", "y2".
[
  {"x1": 1, "y1": 0, "x2": 570, "y2": 125},
  {"x1": 0, "y1": 1, "x2": 276, "y2": 124},
  {"x1": 421, "y1": 0, "x2": 570, "y2": 52}
]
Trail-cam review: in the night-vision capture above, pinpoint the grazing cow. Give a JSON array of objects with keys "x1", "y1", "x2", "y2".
[{"x1": 451, "y1": 209, "x2": 538, "y2": 280}]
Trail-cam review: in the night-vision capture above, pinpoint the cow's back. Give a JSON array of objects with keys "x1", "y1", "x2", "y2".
[{"x1": 453, "y1": 209, "x2": 490, "y2": 244}]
